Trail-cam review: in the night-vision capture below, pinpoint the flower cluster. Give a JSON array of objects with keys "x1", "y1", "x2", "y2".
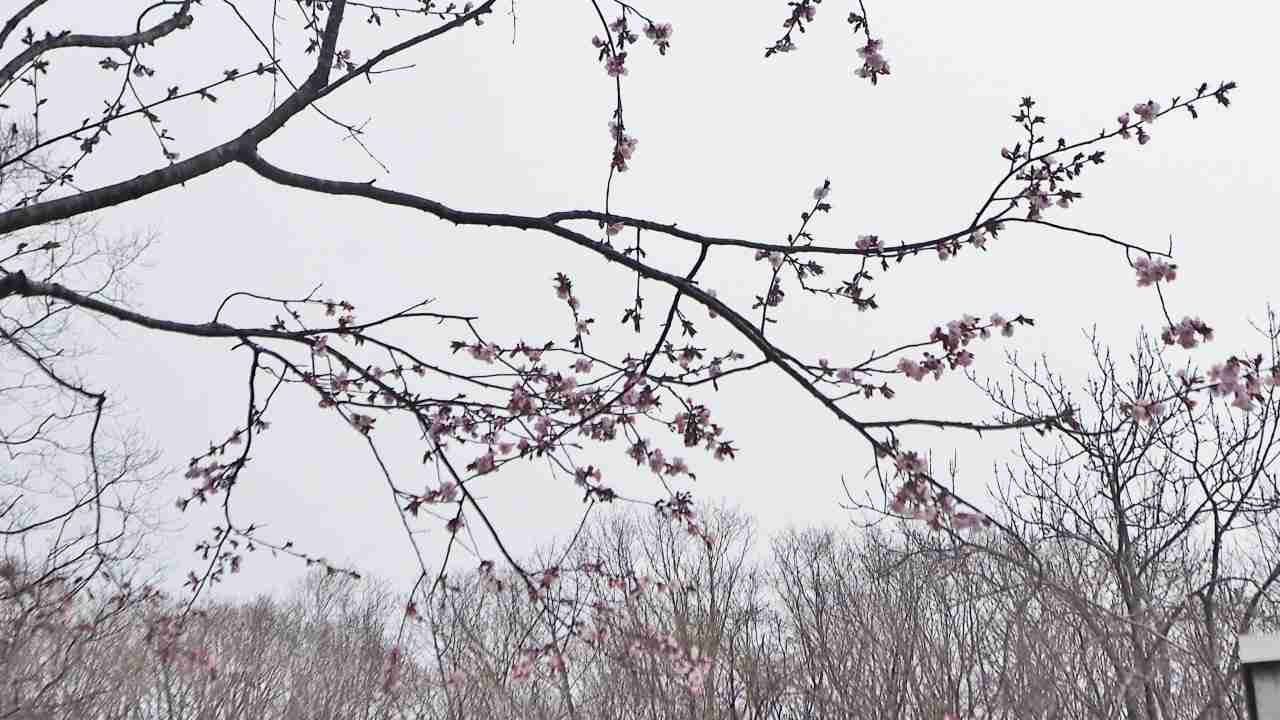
[
  {"x1": 176, "y1": 418, "x2": 268, "y2": 509},
  {"x1": 348, "y1": 412, "x2": 376, "y2": 434},
  {"x1": 816, "y1": 359, "x2": 895, "y2": 399},
  {"x1": 764, "y1": 0, "x2": 820, "y2": 57},
  {"x1": 610, "y1": 120, "x2": 638, "y2": 171},
  {"x1": 1161, "y1": 359, "x2": 1280, "y2": 415},
  {"x1": 855, "y1": 38, "x2": 889, "y2": 83},
  {"x1": 896, "y1": 314, "x2": 1024, "y2": 382},
  {"x1": 1208, "y1": 358, "x2": 1267, "y2": 411},
  {"x1": 888, "y1": 450, "x2": 988, "y2": 532},
  {"x1": 1118, "y1": 100, "x2": 1161, "y2": 144},
  {"x1": 1161, "y1": 316, "x2": 1213, "y2": 348},
  {"x1": 755, "y1": 249, "x2": 785, "y2": 270},
  {"x1": 402, "y1": 481, "x2": 460, "y2": 516},
  {"x1": 322, "y1": 298, "x2": 357, "y2": 325},
  {"x1": 855, "y1": 234, "x2": 881, "y2": 251},
  {"x1": 590, "y1": 13, "x2": 671, "y2": 171},
  {"x1": 644, "y1": 22, "x2": 673, "y2": 55},
  {"x1": 592, "y1": 16, "x2": 640, "y2": 77},
  {"x1": 1134, "y1": 256, "x2": 1177, "y2": 286},
  {"x1": 1121, "y1": 398, "x2": 1167, "y2": 424},
  {"x1": 673, "y1": 405, "x2": 732, "y2": 458},
  {"x1": 656, "y1": 491, "x2": 712, "y2": 545},
  {"x1": 605, "y1": 52, "x2": 628, "y2": 77},
  {"x1": 997, "y1": 98, "x2": 1109, "y2": 224}
]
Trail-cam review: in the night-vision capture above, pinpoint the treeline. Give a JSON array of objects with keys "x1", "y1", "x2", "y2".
[{"x1": 5, "y1": 504, "x2": 1275, "y2": 720}]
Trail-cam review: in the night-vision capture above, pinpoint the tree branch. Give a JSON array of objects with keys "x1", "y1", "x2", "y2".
[
  {"x1": 0, "y1": 0, "x2": 50, "y2": 52},
  {"x1": 0, "y1": 1, "x2": 195, "y2": 89},
  {"x1": 0, "y1": 1, "x2": 348, "y2": 236}
]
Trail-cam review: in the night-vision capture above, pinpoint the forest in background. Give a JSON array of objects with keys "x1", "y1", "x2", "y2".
[{"x1": 6, "y1": 498, "x2": 1278, "y2": 719}]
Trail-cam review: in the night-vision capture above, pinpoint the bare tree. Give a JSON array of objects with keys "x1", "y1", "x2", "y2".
[
  {"x1": 936, "y1": 328, "x2": 1280, "y2": 719},
  {"x1": 0, "y1": 123, "x2": 163, "y2": 720}
]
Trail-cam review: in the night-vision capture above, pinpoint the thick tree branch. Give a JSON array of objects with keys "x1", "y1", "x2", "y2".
[
  {"x1": 0, "y1": 0, "x2": 348, "y2": 236},
  {"x1": 0, "y1": 0, "x2": 49, "y2": 51},
  {"x1": 2, "y1": 269, "x2": 284, "y2": 339},
  {"x1": 0, "y1": 1, "x2": 195, "y2": 89}
]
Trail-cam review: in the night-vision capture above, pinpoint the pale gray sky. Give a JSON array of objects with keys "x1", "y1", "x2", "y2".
[{"x1": 10, "y1": 0, "x2": 1279, "y2": 597}]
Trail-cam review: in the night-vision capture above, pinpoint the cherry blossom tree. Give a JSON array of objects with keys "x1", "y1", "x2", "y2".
[{"x1": 0, "y1": 0, "x2": 1257, "y2": 707}]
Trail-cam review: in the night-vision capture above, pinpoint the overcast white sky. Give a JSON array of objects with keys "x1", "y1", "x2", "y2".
[{"x1": 9, "y1": 0, "x2": 1279, "y2": 598}]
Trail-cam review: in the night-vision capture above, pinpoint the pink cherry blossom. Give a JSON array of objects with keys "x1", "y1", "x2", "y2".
[
  {"x1": 573, "y1": 465, "x2": 602, "y2": 486},
  {"x1": 609, "y1": 121, "x2": 638, "y2": 171},
  {"x1": 1209, "y1": 360, "x2": 1243, "y2": 396},
  {"x1": 755, "y1": 249, "x2": 785, "y2": 270},
  {"x1": 1161, "y1": 316, "x2": 1213, "y2": 348},
  {"x1": 895, "y1": 451, "x2": 925, "y2": 475},
  {"x1": 713, "y1": 441, "x2": 736, "y2": 460},
  {"x1": 1133, "y1": 256, "x2": 1177, "y2": 286},
  {"x1": 437, "y1": 481, "x2": 459, "y2": 503},
  {"x1": 627, "y1": 439, "x2": 649, "y2": 465},
  {"x1": 1133, "y1": 100, "x2": 1161, "y2": 123},
  {"x1": 1125, "y1": 399, "x2": 1167, "y2": 424},
  {"x1": 473, "y1": 450, "x2": 496, "y2": 475},
  {"x1": 468, "y1": 342, "x2": 500, "y2": 363},
  {"x1": 897, "y1": 357, "x2": 928, "y2": 381},
  {"x1": 348, "y1": 413, "x2": 375, "y2": 434},
  {"x1": 644, "y1": 22, "x2": 673, "y2": 54},
  {"x1": 647, "y1": 447, "x2": 666, "y2": 473},
  {"x1": 605, "y1": 52, "x2": 627, "y2": 77},
  {"x1": 708, "y1": 358, "x2": 723, "y2": 377},
  {"x1": 855, "y1": 38, "x2": 889, "y2": 80}
]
